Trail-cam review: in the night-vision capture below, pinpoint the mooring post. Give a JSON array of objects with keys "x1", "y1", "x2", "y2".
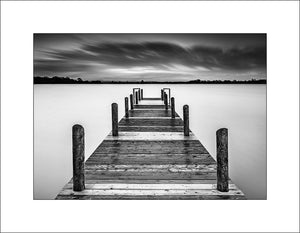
[
  {"x1": 125, "y1": 97, "x2": 129, "y2": 118},
  {"x1": 217, "y1": 128, "x2": 229, "y2": 192},
  {"x1": 112, "y1": 103, "x2": 118, "y2": 136},
  {"x1": 183, "y1": 105, "x2": 189, "y2": 136},
  {"x1": 164, "y1": 92, "x2": 168, "y2": 110},
  {"x1": 141, "y1": 89, "x2": 143, "y2": 100},
  {"x1": 72, "y1": 124, "x2": 85, "y2": 191},
  {"x1": 171, "y1": 97, "x2": 175, "y2": 118},
  {"x1": 130, "y1": 94, "x2": 134, "y2": 110},
  {"x1": 161, "y1": 89, "x2": 164, "y2": 100},
  {"x1": 135, "y1": 91, "x2": 138, "y2": 104}
]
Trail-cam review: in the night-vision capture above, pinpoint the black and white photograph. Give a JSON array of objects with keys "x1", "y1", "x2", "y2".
[
  {"x1": 34, "y1": 33, "x2": 267, "y2": 200},
  {"x1": 1, "y1": 1, "x2": 299, "y2": 232}
]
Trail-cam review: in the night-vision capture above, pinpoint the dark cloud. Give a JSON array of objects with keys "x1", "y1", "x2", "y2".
[
  {"x1": 34, "y1": 34, "x2": 266, "y2": 81},
  {"x1": 36, "y1": 42, "x2": 265, "y2": 70}
]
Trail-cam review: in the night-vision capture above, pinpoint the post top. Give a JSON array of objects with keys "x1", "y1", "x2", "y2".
[
  {"x1": 73, "y1": 124, "x2": 83, "y2": 129},
  {"x1": 216, "y1": 128, "x2": 228, "y2": 135}
]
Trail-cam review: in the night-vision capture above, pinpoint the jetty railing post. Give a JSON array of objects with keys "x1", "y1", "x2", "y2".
[
  {"x1": 135, "y1": 91, "x2": 138, "y2": 104},
  {"x1": 164, "y1": 92, "x2": 168, "y2": 110},
  {"x1": 125, "y1": 97, "x2": 129, "y2": 118},
  {"x1": 138, "y1": 89, "x2": 141, "y2": 101},
  {"x1": 72, "y1": 124, "x2": 85, "y2": 191},
  {"x1": 130, "y1": 94, "x2": 134, "y2": 110},
  {"x1": 183, "y1": 105, "x2": 189, "y2": 136},
  {"x1": 171, "y1": 97, "x2": 175, "y2": 118},
  {"x1": 217, "y1": 128, "x2": 229, "y2": 192},
  {"x1": 161, "y1": 89, "x2": 164, "y2": 100},
  {"x1": 141, "y1": 89, "x2": 143, "y2": 100},
  {"x1": 112, "y1": 103, "x2": 118, "y2": 136}
]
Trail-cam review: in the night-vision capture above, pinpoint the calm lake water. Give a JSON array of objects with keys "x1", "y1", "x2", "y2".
[{"x1": 34, "y1": 84, "x2": 266, "y2": 200}]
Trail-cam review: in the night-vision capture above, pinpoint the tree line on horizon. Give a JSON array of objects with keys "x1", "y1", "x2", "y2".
[{"x1": 34, "y1": 76, "x2": 267, "y2": 84}]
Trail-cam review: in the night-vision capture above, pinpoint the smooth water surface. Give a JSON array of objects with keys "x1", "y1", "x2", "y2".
[{"x1": 34, "y1": 84, "x2": 266, "y2": 199}]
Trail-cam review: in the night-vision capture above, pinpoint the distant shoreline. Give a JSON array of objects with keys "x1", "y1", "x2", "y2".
[
  {"x1": 34, "y1": 76, "x2": 266, "y2": 85},
  {"x1": 34, "y1": 83, "x2": 267, "y2": 85}
]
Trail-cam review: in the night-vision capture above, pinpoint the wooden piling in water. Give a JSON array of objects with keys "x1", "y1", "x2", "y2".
[
  {"x1": 217, "y1": 128, "x2": 229, "y2": 192},
  {"x1": 164, "y1": 93, "x2": 168, "y2": 110},
  {"x1": 183, "y1": 105, "x2": 189, "y2": 136},
  {"x1": 125, "y1": 97, "x2": 129, "y2": 118},
  {"x1": 72, "y1": 124, "x2": 85, "y2": 191},
  {"x1": 138, "y1": 89, "x2": 141, "y2": 101},
  {"x1": 141, "y1": 89, "x2": 143, "y2": 100},
  {"x1": 161, "y1": 89, "x2": 164, "y2": 100},
  {"x1": 171, "y1": 97, "x2": 175, "y2": 118},
  {"x1": 130, "y1": 94, "x2": 134, "y2": 110},
  {"x1": 135, "y1": 91, "x2": 139, "y2": 104},
  {"x1": 112, "y1": 103, "x2": 118, "y2": 136}
]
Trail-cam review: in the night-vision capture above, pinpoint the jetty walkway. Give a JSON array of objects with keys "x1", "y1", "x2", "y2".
[{"x1": 56, "y1": 88, "x2": 246, "y2": 200}]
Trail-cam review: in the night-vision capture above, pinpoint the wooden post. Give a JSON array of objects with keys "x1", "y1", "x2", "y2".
[
  {"x1": 161, "y1": 89, "x2": 164, "y2": 100},
  {"x1": 183, "y1": 105, "x2": 189, "y2": 136},
  {"x1": 72, "y1": 124, "x2": 85, "y2": 191},
  {"x1": 130, "y1": 94, "x2": 134, "y2": 110},
  {"x1": 112, "y1": 103, "x2": 118, "y2": 136},
  {"x1": 125, "y1": 97, "x2": 129, "y2": 118},
  {"x1": 138, "y1": 89, "x2": 141, "y2": 101},
  {"x1": 217, "y1": 128, "x2": 229, "y2": 192},
  {"x1": 171, "y1": 97, "x2": 175, "y2": 118},
  {"x1": 135, "y1": 91, "x2": 138, "y2": 104},
  {"x1": 164, "y1": 92, "x2": 168, "y2": 110},
  {"x1": 141, "y1": 89, "x2": 143, "y2": 100}
]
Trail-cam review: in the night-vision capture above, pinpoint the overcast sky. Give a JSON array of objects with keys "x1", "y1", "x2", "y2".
[{"x1": 34, "y1": 34, "x2": 266, "y2": 82}]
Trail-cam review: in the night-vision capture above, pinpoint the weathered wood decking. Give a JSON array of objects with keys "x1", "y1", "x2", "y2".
[{"x1": 56, "y1": 94, "x2": 246, "y2": 200}]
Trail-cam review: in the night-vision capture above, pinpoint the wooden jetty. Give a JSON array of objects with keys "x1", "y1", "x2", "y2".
[{"x1": 56, "y1": 88, "x2": 246, "y2": 200}]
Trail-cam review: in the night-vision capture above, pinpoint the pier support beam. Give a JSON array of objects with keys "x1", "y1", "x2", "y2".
[
  {"x1": 125, "y1": 97, "x2": 129, "y2": 118},
  {"x1": 183, "y1": 105, "x2": 189, "y2": 136},
  {"x1": 72, "y1": 124, "x2": 85, "y2": 191},
  {"x1": 112, "y1": 103, "x2": 118, "y2": 136},
  {"x1": 130, "y1": 94, "x2": 134, "y2": 110},
  {"x1": 164, "y1": 93, "x2": 168, "y2": 110},
  {"x1": 141, "y1": 89, "x2": 143, "y2": 100},
  {"x1": 171, "y1": 97, "x2": 175, "y2": 118},
  {"x1": 217, "y1": 128, "x2": 229, "y2": 192},
  {"x1": 161, "y1": 89, "x2": 164, "y2": 100}
]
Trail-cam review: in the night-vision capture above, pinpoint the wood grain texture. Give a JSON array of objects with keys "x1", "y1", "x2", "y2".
[
  {"x1": 118, "y1": 126, "x2": 185, "y2": 132},
  {"x1": 56, "y1": 94, "x2": 246, "y2": 200},
  {"x1": 119, "y1": 118, "x2": 183, "y2": 126},
  {"x1": 128, "y1": 109, "x2": 179, "y2": 117},
  {"x1": 105, "y1": 132, "x2": 197, "y2": 141}
]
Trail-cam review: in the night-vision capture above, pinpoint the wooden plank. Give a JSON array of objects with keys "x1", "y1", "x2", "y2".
[
  {"x1": 85, "y1": 153, "x2": 216, "y2": 165},
  {"x1": 62, "y1": 183, "x2": 238, "y2": 190},
  {"x1": 85, "y1": 157, "x2": 216, "y2": 168},
  {"x1": 128, "y1": 110, "x2": 179, "y2": 117},
  {"x1": 84, "y1": 164, "x2": 216, "y2": 170},
  {"x1": 142, "y1": 98, "x2": 162, "y2": 100},
  {"x1": 84, "y1": 173, "x2": 217, "y2": 180},
  {"x1": 93, "y1": 140, "x2": 209, "y2": 154},
  {"x1": 105, "y1": 132, "x2": 197, "y2": 141},
  {"x1": 134, "y1": 105, "x2": 165, "y2": 109},
  {"x1": 58, "y1": 189, "x2": 244, "y2": 196},
  {"x1": 119, "y1": 118, "x2": 183, "y2": 126},
  {"x1": 56, "y1": 195, "x2": 246, "y2": 200},
  {"x1": 66, "y1": 179, "x2": 234, "y2": 185},
  {"x1": 85, "y1": 160, "x2": 215, "y2": 166},
  {"x1": 118, "y1": 126, "x2": 185, "y2": 132}
]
